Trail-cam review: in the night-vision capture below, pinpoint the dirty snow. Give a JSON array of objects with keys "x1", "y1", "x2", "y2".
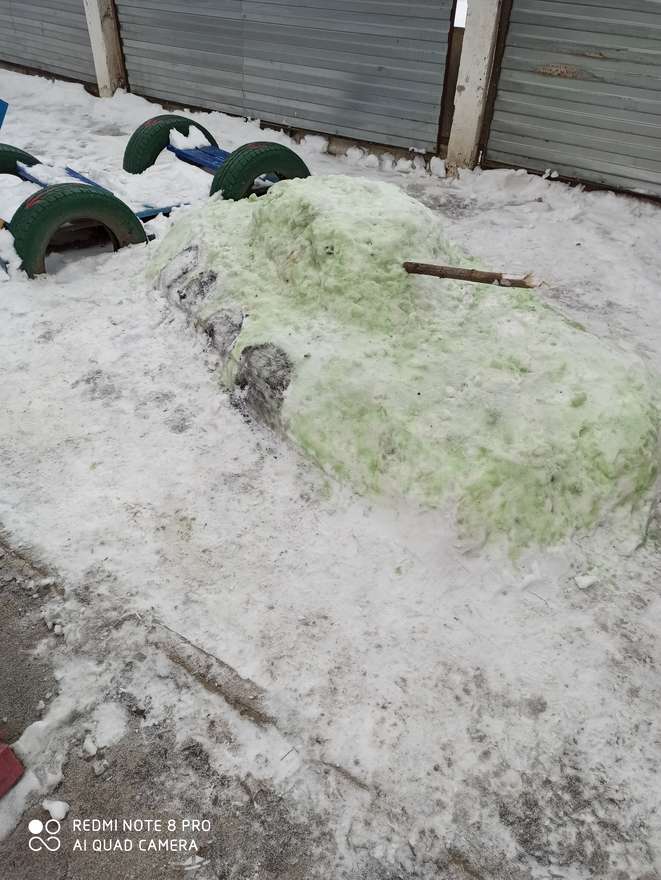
[{"x1": 0, "y1": 68, "x2": 660, "y2": 879}]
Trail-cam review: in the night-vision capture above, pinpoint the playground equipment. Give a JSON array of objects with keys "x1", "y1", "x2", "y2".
[{"x1": 0, "y1": 103, "x2": 310, "y2": 277}]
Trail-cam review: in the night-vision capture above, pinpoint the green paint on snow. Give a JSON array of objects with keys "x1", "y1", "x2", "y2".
[{"x1": 149, "y1": 175, "x2": 659, "y2": 549}]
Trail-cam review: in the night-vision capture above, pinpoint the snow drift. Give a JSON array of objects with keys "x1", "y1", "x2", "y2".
[{"x1": 149, "y1": 175, "x2": 659, "y2": 549}]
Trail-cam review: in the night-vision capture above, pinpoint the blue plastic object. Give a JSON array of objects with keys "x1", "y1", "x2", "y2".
[
  {"x1": 166, "y1": 143, "x2": 278, "y2": 185},
  {"x1": 167, "y1": 143, "x2": 230, "y2": 172},
  {"x1": 15, "y1": 163, "x2": 46, "y2": 187},
  {"x1": 64, "y1": 166, "x2": 113, "y2": 193},
  {"x1": 15, "y1": 162, "x2": 177, "y2": 220},
  {"x1": 135, "y1": 204, "x2": 181, "y2": 220}
]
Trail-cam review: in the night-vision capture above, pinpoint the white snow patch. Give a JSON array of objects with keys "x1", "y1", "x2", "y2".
[
  {"x1": 82, "y1": 735, "x2": 97, "y2": 756},
  {"x1": 169, "y1": 128, "x2": 210, "y2": 150},
  {"x1": 395, "y1": 157, "x2": 414, "y2": 173},
  {"x1": 92, "y1": 702, "x2": 128, "y2": 748},
  {"x1": 574, "y1": 572, "x2": 599, "y2": 590},
  {"x1": 300, "y1": 134, "x2": 328, "y2": 154},
  {"x1": 41, "y1": 798, "x2": 70, "y2": 821},
  {"x1": 18, "y1": 162, "x2": 72, "y2": 187},
  {"x1": 344, "y1": 146, "x2": 364, "y2": 165},
  {"x1": 430, "y1": 156, "x2": 446, "y2": 177},
  {"x1": 0, "y1": 227, "x2": 22, "y2": 278}
]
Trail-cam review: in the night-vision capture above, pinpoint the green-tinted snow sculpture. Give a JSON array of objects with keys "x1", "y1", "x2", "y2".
[{"x1": 149, "y1": 175, "x2": 659, "y2": 549}]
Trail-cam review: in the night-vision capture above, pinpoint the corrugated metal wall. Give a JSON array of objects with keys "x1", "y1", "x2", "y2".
[
  {"x1": 0, "y1": 0, "x2": 95, "y2": 84},
  {"x1": 115, "y1": 0, "x2": 453, "y2": 151},
  {"x1": 484, "y1": 0, "x2": 661, "y2": 196}
]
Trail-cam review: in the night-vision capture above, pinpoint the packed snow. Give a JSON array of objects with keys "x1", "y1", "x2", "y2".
[
  {"x1": 151, "y1": 174, "x2": 658, "y2": 550},
  {"x1": 169, "y1": 127, "x2": 211, "y2": 150},
  {"x1": 91, "y1": 702, "x2": 128, "y2": 749},
  {"x1": 41, "y1": 798, "x2": 70, "y2": 821},
  {"x1": 0, "y1": 69, "x2": 660, "y2": 878}
]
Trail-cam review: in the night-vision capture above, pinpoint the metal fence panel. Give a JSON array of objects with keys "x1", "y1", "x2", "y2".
[
  {"x1": 485, "y1": 0, "x2": 661, "y2": 196},
  {"x1": 0, "y1": 0, "x2": 95, "y2": 83},
  {"x1": 116, "y1": 0, "x2": 453, "y2": 151}
]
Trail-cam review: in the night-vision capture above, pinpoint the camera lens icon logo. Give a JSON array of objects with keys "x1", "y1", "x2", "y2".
[{"x1": 28, "y1": 818, "x2": 61, "y2": 852}]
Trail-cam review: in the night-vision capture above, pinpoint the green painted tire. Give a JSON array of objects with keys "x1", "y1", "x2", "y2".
[
  {"x1": 0, "y1": 143, "x2": 40, "y2": 177},
  {"x1": 209, "y1": 141, "x2": 311, "y2": 199},
  {"x1": 9, "y1": 183, "x2": 147, "y2": 277},
  {"x1": 123, "y1": 114, "x2": 218, "y2": 174}
]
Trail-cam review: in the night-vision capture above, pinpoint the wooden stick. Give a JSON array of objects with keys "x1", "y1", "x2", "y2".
[{"x1": 403, "y1": 261, "x2": 537, "y2": 289}]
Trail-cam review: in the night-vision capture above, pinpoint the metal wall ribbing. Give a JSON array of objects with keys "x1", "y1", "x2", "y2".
[
  {"x1": 115, "y1": 0, "x2": 453, "y2": 151},
  {"x1": 0, "y1": 0, "x2": 95, "y2": 83},
  {"x1": 485, "y1": 0, "x2": 661, "y2": 196}
]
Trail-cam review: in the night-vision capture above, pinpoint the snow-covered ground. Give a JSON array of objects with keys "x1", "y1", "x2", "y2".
[{"x1": 0, "y1": 69, "x2": 660, "y2": 879}]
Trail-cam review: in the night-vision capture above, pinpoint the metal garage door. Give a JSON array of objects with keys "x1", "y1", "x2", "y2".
[
  {"x1": 115, "y1": 0, "x2": 453, "y2": 152},
  {"x1": 484, "y1": 0, "x2": 661, "y2": 196},
  {"x1": 0, "y1": 0, "x2": 95, "y2": 84}
]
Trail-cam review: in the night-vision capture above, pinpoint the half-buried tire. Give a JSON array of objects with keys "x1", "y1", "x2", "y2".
[
  {"x1": 209, "y1": 142, "x2": 310, "y2": 200},
  {"x1": 123, "y1": 114, "x2": 218, "y2": 174},
  {"x1": 9, "y1": 184, "x2": 147, "y2": 277},
  {"x1": 0, "y1": 143, "x2": 40, "y2": 177}
]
